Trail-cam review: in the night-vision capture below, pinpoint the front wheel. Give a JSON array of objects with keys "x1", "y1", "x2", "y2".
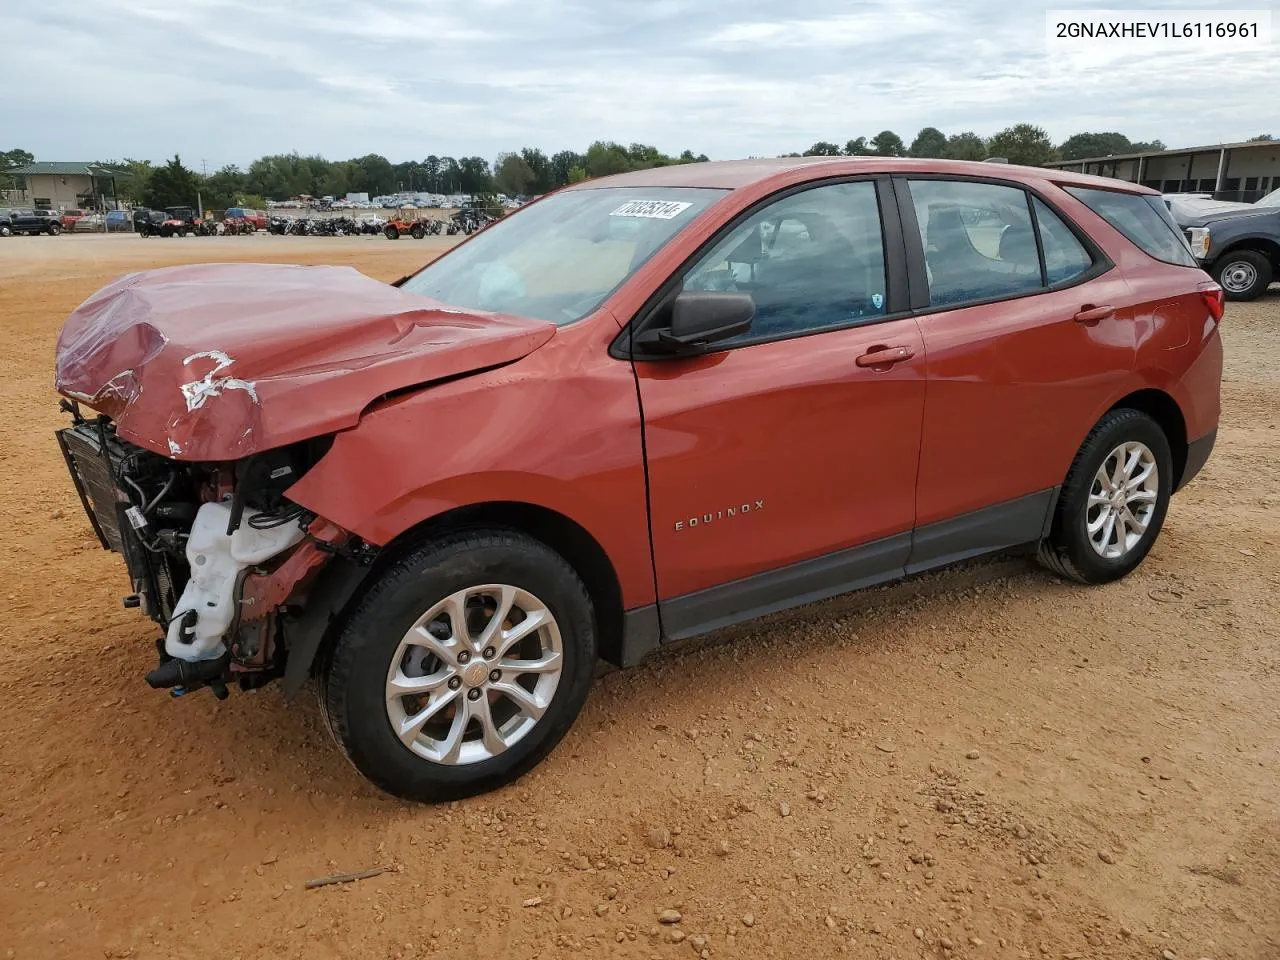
[
  {"x1": 1213, "y1": 250, "x2": 1272, "y2": 301},
  {"x1": 384, "y1": 225, "x2": 399, "y2": 240},
  {"x1": 47, "y1": 223, "x2": 61, "y2": 236},
  {"x1": 320, "y1": 530, "x2": 597, "y2": 802},
  {"x1": 1038, "y1": 408, "x2": 1172, "y2": 584}
]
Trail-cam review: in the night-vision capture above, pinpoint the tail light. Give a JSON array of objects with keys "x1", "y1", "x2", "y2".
[{"x1": 1197, "y1": 281, "x2": 1224, "y2": 323}]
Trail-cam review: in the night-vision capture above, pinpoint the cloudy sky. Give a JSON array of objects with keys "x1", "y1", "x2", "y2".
[{"x1": 1, "y1": 0, "x2": 1274, "y2": 168}]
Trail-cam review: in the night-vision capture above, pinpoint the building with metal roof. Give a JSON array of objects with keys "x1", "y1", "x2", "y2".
[
  {"x1": 1045, "y1": 139, "x2": 1280, "y2": 202},
  {"x1": 5, "y1": 161, "x2": 133, "y2": 211}
]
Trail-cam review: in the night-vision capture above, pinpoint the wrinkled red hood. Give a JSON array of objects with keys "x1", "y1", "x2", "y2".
[{"x1": 55, "y1": 263, "x2": 556, "y2": 460}]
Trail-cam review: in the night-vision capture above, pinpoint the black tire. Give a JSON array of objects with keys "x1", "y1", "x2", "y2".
[
  {"x1": 320, "y1": 529, "x2": 597, "y2": 802},
  {"x1": 1038, "y1": 408, "x2": 1173, "y2": 585},
  {"x1": 410, "y1": 224, "x2": 425, "y2": 240},
  {"x1": 384, "y1": 225, "x2": 399, "y2": 240},
  {"x1": 47, "y1": 223, "x2": 61, "y2": 236},
  {"x1": 0, "y1": 225, "x2": 10, "y2": 237},
  {"x1": 1213, "y1": 249, "x2": 1272, "y2": 301}
]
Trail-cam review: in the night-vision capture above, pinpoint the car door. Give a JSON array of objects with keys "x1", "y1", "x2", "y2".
[
  {"x1": 630, "y1": 178, "x2": 927, "y2": 640},
  {"x1": 895, "y1": 176, "x2": 1137, "y2": 570}
]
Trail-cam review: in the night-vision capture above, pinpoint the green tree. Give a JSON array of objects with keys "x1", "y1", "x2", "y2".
[
  {"x1": 986, "y1": 123, "x2": 1056, "y2": 166},
  {"x1": 494, "y1": 152, "x2": 536, "y2": 196},
  {"x1": 871, "y1": 130, "x2": 905, "y2": 156},
  {"x1": 1129, "y1": 140, "x2": 1166, "y2": 153},
  {"x1": 908, "y1": 127, "x2": 948, "y2": 158},
  {"x1": 843, "y1": 137, "x2": 872, "y2": 156},
  {"x1": 520, "y1": 147, "x2": 553, "y2": 193},
  {"x1": 456, "y1": 156, "x2": 494, "y2": 194},
  {"x1": 585, "y1": 141, "x2": 633, "y2": 177},
  {"x1": 142, "y1": 154, "x2": 201, "y2": 209},
  {"x1": 550, "y1": 150, "x2": 585, "y2": 187},
  {"x1": 1057, "y1": 132, "x2": 1133, "y2": 161},
  {"x1": 352, "y1": 154, "x2": 394, "y2": 196},
  {"x1": 678, "y1": 150, "x2": 710, "y2": 163},
  {"x1": 567, "y1": 166, "x2": 588, "y2": 184},
  {"x1": 627, "y1": 143, "x2": 666, "y2": 167},
  {"x1": 438, "y1": 157, "x2": 461, "y2": 194},
  {"x1": 201, "y1": 164, "x2": 248, "y2": 210},
  {"x1": 945, "y1": 132, "x2": 987, "y2": 161},
  {"x1": 803, "y1": 141, "x2": 842, "y2": 156},
  {"x1": 1247, "y1": 134, "x2": 1274, "y2": 142},
  {"x1": 0, "y1": 148, "x2": 34, "y2": 190},
  {"x1": 423, "y1": 155, "x2": 442, "y2": 192}
]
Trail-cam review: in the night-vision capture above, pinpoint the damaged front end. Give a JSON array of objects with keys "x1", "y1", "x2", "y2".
[{"x1": 56, "y1": 403, "x2": 374, "y2": 699}]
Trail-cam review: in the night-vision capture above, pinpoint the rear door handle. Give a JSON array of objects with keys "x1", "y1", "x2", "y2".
[
  {"x1": 1073, "y1": 304, "x2": 1114, "y2": 324},
  {"x1": 856, "y1": 344, "x2": 915, "y2": 368}
]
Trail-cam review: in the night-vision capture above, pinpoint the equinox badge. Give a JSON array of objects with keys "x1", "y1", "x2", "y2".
[{"x1": 674, "y1": 500, "x2": 764, "y2": 532}]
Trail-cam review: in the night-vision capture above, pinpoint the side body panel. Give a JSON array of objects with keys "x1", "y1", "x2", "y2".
[
  {"x1": 285, "y1": 315, "x2": 658, "y2": 608},
  {"x1": 911, "y1": 271, "x2": 1137, "y2": 526},
  {"x1": 908, "y1": 178, "x2": 1223, "y2": 532}
]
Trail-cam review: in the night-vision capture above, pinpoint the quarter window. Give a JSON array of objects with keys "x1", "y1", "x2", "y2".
[
  {"x1": 1032, "y1": 198, "x2": 1093, "y2": 285},
  {"x1": 682, "y1": 181, "x2": 888, "y2": 343},
  {"x1": 1063, "y1": 186, "x2": 1197, "y2": 267},
  {"x1": 906, "y1": 179, "x2": 1043, "y2": 307}
]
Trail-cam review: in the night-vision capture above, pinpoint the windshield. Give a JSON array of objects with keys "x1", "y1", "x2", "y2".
[
  {"x1": 1257, "y1": 187, "x2": 1280, "y2": 208},
  {"x1": 400, "y1": 186, "x2": 727, "y2": 324}
]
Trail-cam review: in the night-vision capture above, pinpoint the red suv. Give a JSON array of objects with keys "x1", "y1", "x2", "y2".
[{"x1": 53, "y1": 158, "x2": 1222, "y2": 801}]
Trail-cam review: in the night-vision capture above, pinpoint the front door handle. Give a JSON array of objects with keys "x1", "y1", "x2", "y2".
[
  {"x1": 1073, "y1": 304, "x2": 1114, "y2": 325},
  {"x1": 856, "y1": 344, "x2": 915, "y2": 368}
]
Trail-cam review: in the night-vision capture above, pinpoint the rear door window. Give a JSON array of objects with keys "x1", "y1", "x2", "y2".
[
  {"x1": 905, "y1": 180, "x2": 1043, "y2": 307},
  {"x1": 1063, "y1": 186, "x2": 1197, "y2": 267}
]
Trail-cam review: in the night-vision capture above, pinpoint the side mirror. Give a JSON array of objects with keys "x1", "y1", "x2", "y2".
[{"x1": 637, "y1": 291, "x2": 755, "y2": 355}]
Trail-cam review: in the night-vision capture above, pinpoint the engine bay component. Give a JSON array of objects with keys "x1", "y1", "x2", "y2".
[{"x1": 164, "y1": 501, "x2": 305, "y2": 662}]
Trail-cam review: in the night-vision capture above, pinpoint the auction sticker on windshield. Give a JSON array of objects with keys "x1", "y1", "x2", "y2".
[{"x1": 610, "y1": 200, "x2": 693, "y2": 219}]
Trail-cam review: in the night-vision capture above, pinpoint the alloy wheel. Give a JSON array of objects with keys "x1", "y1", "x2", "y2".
[
  {"x1": 1086, "y1": 441, "x2": 1159, "y2": 559},
  {"x1": 384, "y1": 584, "x2": 563, "y2": 765}
]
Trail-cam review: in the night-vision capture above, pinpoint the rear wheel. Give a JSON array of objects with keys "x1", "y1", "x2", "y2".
[
  {"x1": 410, "y1": 224, "x2": 426, "y2": 240},
  {"x1": 1213, "y1": 249, "x2": 1272, "y2": 301},
  {"x1": 320, "y1": 530, "x2": 597, "y2": 803},
  {"x1": 1038, "y1": 408, "x2": 1172, "y2": 584},
  {"x1": 47, "y1": 223, "x2": 61, "y2": 236}
]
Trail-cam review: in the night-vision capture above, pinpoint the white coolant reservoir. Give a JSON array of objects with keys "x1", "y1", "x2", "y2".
[{"x1": 164, "y1": 500, "x2": 305, "y2": 662}]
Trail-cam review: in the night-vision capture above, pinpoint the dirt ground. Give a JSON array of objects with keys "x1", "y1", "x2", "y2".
[{"x1": 1, "y1": 234, "x2": 1277, "y2": 960}]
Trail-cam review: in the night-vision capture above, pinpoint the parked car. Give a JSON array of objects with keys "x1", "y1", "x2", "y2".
[
  {"x1": 52, "y1": 158, "x2": 1222, "y2": 802},
  {"x1": 224, "y1": 207, "x2": 268, "y2": 230},
  {"x1": 4, "y1": 208, "x2": 61, "y2": 235},
  {"x1": 105, "y1": 210, "x2": 132, "y2": 232},
  {"x1": 73, "y1": 213, "x2": 105, "y2": 232},
  {"x1": 0, "y1": 208, "x2": 12, "y2": 236},
  {"x1": 61, "y1": 208, "x2": 86, "y2": 230},
  {"x1": 1168, "y1": 186, "x2": 1280, "y2": 300}
]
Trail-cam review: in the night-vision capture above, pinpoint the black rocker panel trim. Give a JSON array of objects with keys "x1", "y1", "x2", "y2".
[{"x1": 620, "y1": 488, "x2": 1058, "y2": 654}]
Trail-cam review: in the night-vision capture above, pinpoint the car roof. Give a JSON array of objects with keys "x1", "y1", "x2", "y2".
[{"x1": 564, "y1": 156, "x2": 1160, "y2": 196}]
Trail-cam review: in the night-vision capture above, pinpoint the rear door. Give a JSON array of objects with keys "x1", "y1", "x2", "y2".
[
  {"x1": 896, "y1": 176, "x2": 1136, "y2": 569},
  {"x1": 632, "y1": 178, "x2": 927, "y2": 638}
]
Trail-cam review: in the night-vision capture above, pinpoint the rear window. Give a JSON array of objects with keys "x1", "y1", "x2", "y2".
[{"x1": 1064, "y1": 186, "x2": 1196, "y2": 267}]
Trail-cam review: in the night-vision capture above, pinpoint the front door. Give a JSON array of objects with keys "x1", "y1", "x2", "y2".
[{"x1": 631, "y1": 179, "x2": 927, "y2": 639}]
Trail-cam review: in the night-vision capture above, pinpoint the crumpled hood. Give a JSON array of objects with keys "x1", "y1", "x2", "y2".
[{"x1": 55, "y1": 263, "x2": 556, "y2": 460}]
